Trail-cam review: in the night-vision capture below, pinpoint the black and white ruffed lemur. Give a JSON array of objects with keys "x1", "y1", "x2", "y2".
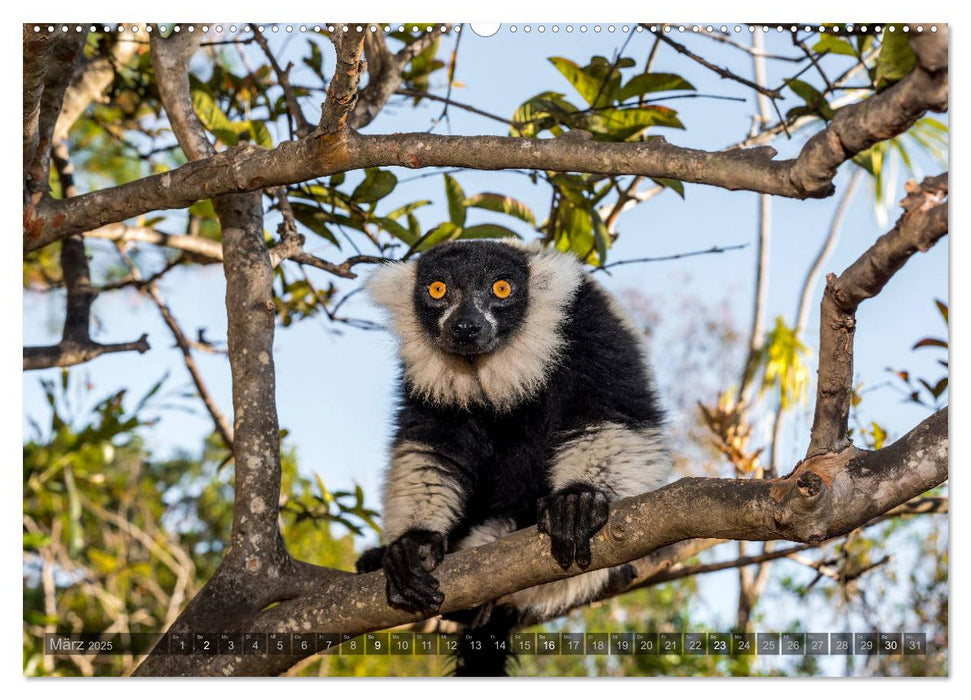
[{"x1": 356, "y1": 240, "x2": 671, "y2": 676}]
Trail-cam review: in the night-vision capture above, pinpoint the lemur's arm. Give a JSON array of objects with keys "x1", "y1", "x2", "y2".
[
  {"x1": 539, "y1": 419, "x2": 671, "y2": 571},
  {"x1": 359, "y1": 401, "x2": 478, "y2": 614}
]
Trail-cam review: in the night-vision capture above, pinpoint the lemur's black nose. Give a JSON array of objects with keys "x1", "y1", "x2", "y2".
[{"x1": 451, "y1": 317, "x2": 482, "y2": 341}]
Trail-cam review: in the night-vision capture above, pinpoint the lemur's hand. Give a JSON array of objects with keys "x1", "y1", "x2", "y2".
[
  {"x1": 382, "y1": 530, "x2": 446, "y2": 614},
  {"x1": 537, "y1": 486, "x2": 609, "y2": 571}
]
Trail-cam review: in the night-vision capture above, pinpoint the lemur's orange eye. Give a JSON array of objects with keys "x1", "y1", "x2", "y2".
[
  {"x1": 428, "y1": 281, "x2": 447, "y2": 299},
  {"x1": 492, "y1": 280, "x2": 512, "y2": 299}
]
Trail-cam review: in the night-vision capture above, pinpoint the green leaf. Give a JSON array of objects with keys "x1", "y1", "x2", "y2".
[
  {"x1": 549, "y1": 57, "x2": 608, "y2": 107},
  {"x1": 240, "y1": 119, "x2": 273, "y2": 148},
  {"x1": 418, "y1": 221, "x2": 462, "y2": 251},
  {"x1": 191, "y1": 88, "x2": 235, "y2": 143},
  {"x1": 510, "y1": 91, "x2": 578, "y2": 137},
  {"x1": 374, "y1": 216, "x2": 416, "y2": 245},
  {"x1": 385, "y1": 200, "x2": 432, "y2": 220},
  {"x1": 464, "y1": 193, "x2": 536, "y2": 225},
  {"x1": 590, "y1": 209, "x2": 610, "y2": 265},
  {"x1": 460, "y1": 224, "x2": 521, "y2": 239},
  {"x1": 875, "y1": 26, "x2": 918, "y2": 89},
  {"x1": 812, "y1": 34, "x2": 858, "y2": 57},
  {"x1": 785, "y1": 79, "x2": 835, "y2": 121},
  {"x1": 592, "y1": 106, "x2": 684, "y2": 141},
  {"x1": 870, "y1": 422, "x2": 887, "y2": 450},
  {"x1": 618, "y1": 72, "x2": 695, "y2": 102},
  {"x1": 23, "y1": 532, "x2": 52, "y2": 551},
  {"x1": 289, "y1": 202, "x2": 340, "y2": 246},
  {"x1": 553, "y1": 200, "x2": 595, "y2": 263},
  {"x1": 351, "y1": 168, "x2": 397, "y2": 204},
  {"x1": 444, "y1": 174, "x2": 467, "y2": 227},
  {"x1": 650, "y1": 177, "x2": 685, "y2": 198}
]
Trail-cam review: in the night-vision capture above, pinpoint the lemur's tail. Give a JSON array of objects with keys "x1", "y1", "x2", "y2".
[{"x1": 450, "y1": 605, "x2": 520, "y2": 677}]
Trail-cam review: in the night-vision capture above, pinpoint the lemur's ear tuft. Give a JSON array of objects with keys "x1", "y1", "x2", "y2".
[{"x1": 365, "y1": 260, "x2": 417, "y2": 312}]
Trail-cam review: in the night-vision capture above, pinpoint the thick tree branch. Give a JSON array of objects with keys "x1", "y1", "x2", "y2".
[
  {"x1": 150, "y1": 23, "x2": 282, "y2": 562},
  {"x1": 26, "y1": 27, "x2": 947, "y2": 254},
  {"x1": 23, "y1": 27, "x2": 59, "y2": 187},
  {"x1": 136, "y1": 407, "x2": 946, "y2": 676},
  {"x1": 788, "y1": 27, "x2": 947, "y2": 196},
  {"x1": 318, "y1": 28, "x2": 365, "y2": 133},
  {"x1": 28, "y1": 31, "x2": 87, "y2": 199},
  {"x1": 808, "y1": 173, "x2": 948, "y2": 457}
]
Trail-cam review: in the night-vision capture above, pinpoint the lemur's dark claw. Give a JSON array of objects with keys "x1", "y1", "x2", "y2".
[
  {"x1": 536, "y1": 486, "x2": 609, "y2": 571},
  {"x1": 382, "y1": 530, "x2": 446, "y2": 614}
]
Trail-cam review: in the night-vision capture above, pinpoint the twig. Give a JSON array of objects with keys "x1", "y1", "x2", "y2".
[
  {"x1": 594, "y1": 243, "x2": 748, "y2": 272},
  {"x1": 651, "y1": 28, "x2": 784, "y2": 100},
  {"x1": 113, "y1": 243, "x2": 235, "y2": 449},
  {"x1": 700, "y1": 29, "x2": 805, "y2": 62},
  {"x1": 427, "y1": 27, "x2": 463, "y2": 132},
  {"x1": 253, "y1": 28, "x2": 312, "y2": 138},
  {"x1": 395, "y1": 89, "x2": 511, "y2": 125}
]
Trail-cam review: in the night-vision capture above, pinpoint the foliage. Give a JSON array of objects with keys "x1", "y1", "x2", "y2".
[
  {"x1": 23, "y1": 373, "x2": 373, "y2": 675},
  {"x1": 759, "y1": 317, "x2": 811, "y2": 410}
]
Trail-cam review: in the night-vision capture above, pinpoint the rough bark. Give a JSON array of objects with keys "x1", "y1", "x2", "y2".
[{"x1": 807, "y1": 173, "x2": 948, "y2": 457}]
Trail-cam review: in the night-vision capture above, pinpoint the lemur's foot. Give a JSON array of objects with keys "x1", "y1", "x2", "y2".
[
  {"x1": 537, "y1": 486, "x2": 609, "y2": 570},
  {"x1": 382, "y1": 530, "x2": 446, "y2": 614}
]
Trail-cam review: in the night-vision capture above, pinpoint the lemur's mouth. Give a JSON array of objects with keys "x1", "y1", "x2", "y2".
[{"x1": 438, "y1": 334, "x2": 500, "y2": 358}]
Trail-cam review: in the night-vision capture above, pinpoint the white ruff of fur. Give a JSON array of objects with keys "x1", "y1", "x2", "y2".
[
  {"x1": 549, "y1": 423, "x2": 672, "y2": 498},
  {"x1": 456, "y1": 518, "x2": 611, "y2": 617},
  {"x1": 382, "y1": 441, "x2": 466, "y2": 541},
  {"x1": 365, "y1": 244, "x2": 584, "y2": 412}
]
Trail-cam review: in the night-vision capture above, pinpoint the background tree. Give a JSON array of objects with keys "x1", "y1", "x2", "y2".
[{"x1": 22, "y1": 22, "x2": 947, "y2": 676}]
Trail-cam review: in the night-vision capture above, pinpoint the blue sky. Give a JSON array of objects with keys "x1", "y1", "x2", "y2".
[{"x1": 21, "y1": 26, "x2": 948, "y2": 670}]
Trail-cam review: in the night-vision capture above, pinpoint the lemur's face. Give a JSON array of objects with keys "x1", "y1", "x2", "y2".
[{"x1": 413, "y1": 241, "x2": 531, "y2": 356}]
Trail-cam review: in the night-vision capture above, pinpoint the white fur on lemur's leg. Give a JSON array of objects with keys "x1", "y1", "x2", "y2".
[
  {"x1": 382, "y1": 441, "x2": 466, "y2": 541},
  {"x1": 549, "y1": 423, "x2": 672, "y2": 499}
]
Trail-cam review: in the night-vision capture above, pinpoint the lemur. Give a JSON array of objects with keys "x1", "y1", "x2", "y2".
[{"x1": 356, "y1": 239, "x2": 671, "y2": 676}]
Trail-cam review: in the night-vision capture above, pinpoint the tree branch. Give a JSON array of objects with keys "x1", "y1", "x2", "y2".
[
  {"x1": 318, "y1": 28, "x2": 365, "y2": 133},
  {"x1": 808, "y1": 172, "x2": 948, "y2": 457},
  {"x1": 28, "y1": 30, "x2": 87, "y2": 198},
  {"x1": 23, "y1": 27, "x2": 59, "y2": 188},
  {"x1": 135, "y1": 407, "x2": 946, "y2": 675},
  {"x1": 353, "y1": 29, "x2": 449, "y2": 129},
  {"x1": 26, "y1": 27, "x2": 947, "y2": 254},
  {"x1": 24, "y1": 142, "x2": 150, "y2": 371}
]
